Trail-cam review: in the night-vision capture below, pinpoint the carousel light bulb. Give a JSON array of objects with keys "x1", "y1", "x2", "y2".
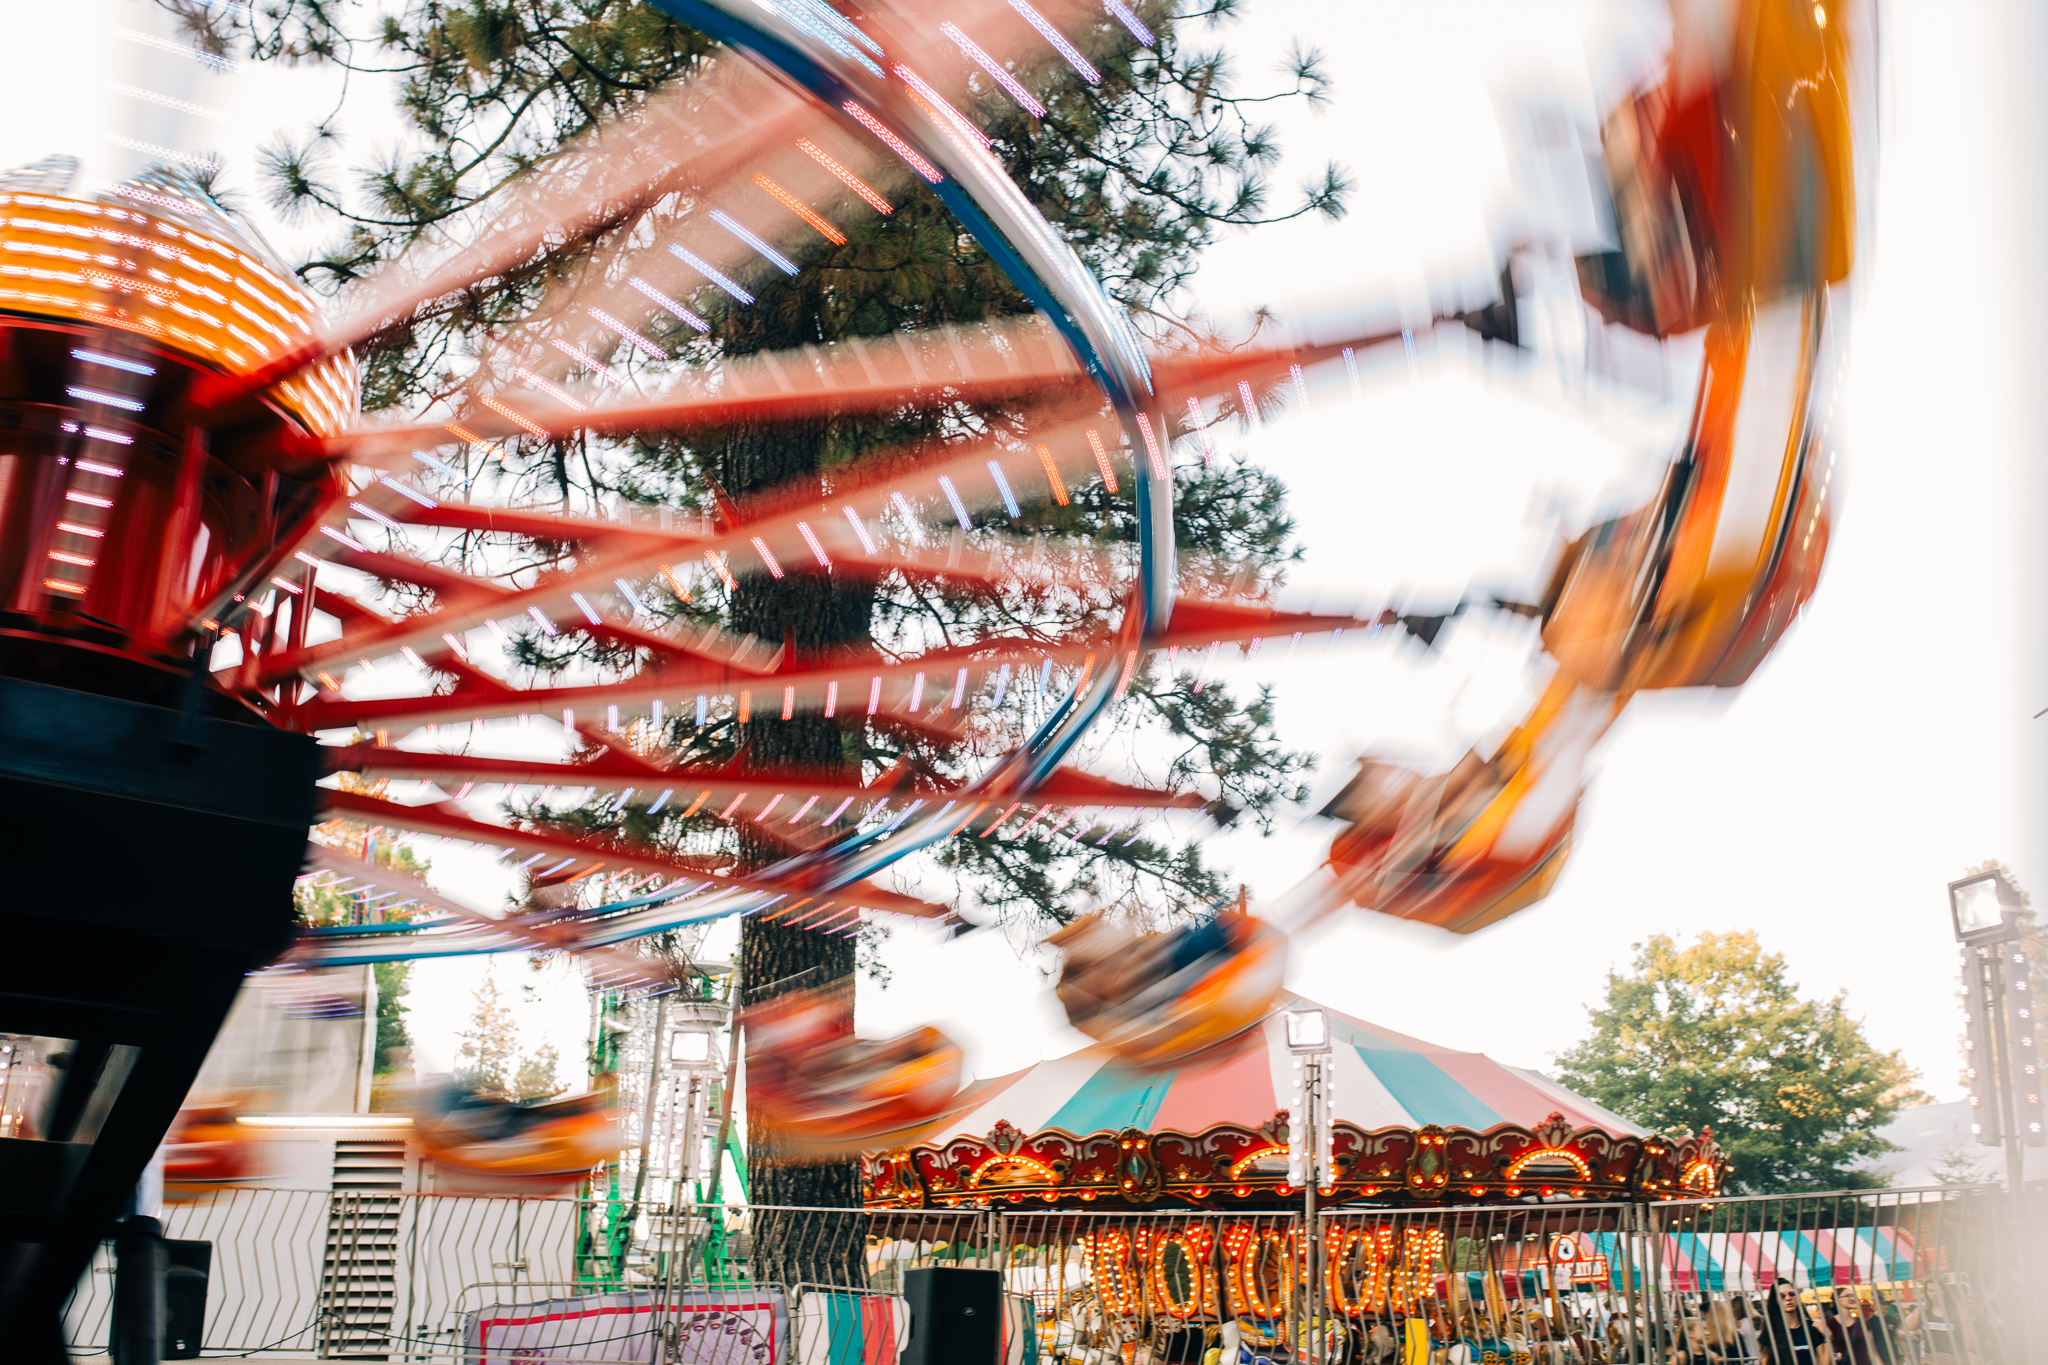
[
  {"x1": 796, "y1": 139, "x2": 894, "y2": 213},
  {"x1": 987, "y1": 460, "x2": 1021, "y2": 517},
  {"x1": 66, "y1": 386, "x2": 143, "y2": 411},
  {"x1": 798, "y1": 521, "x2": 831, "y2": 567},
  {"x1": 940, "y1": 22, "x2": 1045, "y2": 116},
  {"x1": 588, "y1": 307, "x2": 668, "y2": 360}
]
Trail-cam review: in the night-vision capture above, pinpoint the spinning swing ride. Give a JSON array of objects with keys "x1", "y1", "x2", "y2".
[{"x1": 0, "y1": 0, "x2": 1871, "y2": 1348}]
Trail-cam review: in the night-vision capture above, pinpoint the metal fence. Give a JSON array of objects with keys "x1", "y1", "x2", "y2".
[
  {"x1": 62, "y1": 1185, "x2": 2038, "y2": 1363},
  {"x1": 995, "y1": 1189, "x2": 2033, "y2": 1365},
  {"x1": 62, "y1": 1193, "x2": 993, "y2": 1361}
]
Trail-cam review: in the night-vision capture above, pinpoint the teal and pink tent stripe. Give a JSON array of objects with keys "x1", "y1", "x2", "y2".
[
  {"x1": 1590, "y1": 1228, "x2": 1919, "y2": 1291},
  {"x1": 932, "y1": 996, "x2": 1642, "y2": 1143},
  {"x1": 793, "y1": 1292, "x2": 908, "y2": 1365}
]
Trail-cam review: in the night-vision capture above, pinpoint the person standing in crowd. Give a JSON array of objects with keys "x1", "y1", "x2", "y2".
[
  {"x1": 1730, "y1": 1299, "x2": 1764, "y2": 1365},
  {"x1": 1668, "y1": 1317, "x2": 1723, "y2": 1365},
  {"x1": 1763, "y1": 1279, "x2": 1834, "y2": 1365},
  {"x1": 1570, "y1": 1304, "x2": 1601, "y2": 1365},
  {"x1": 1903, "y1": 1280, "x2": 1962, "y2": 1364},
  {"x1": 1709, "y1": 1301, "x2": 1755, "y2": 1365},
  {"x1": 1605, "y1": 1313, "x2": 1637, "y2": 1365},
  {"x1": 1860, "y1": 1295, "x2": 1901, "y2": 1365},
  {"x1": 1826, "y1": 1291, "x2": 1873, "y2": 1365}
]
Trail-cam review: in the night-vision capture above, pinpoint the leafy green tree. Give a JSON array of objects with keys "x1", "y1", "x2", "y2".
[
  {"x1": 296, "y1": 786, "x2": 434, "y2": 928},
  {"x1": 1555, "y1": 931, "x2": 1926, "y2": 1192},
  {"x1": 372, "y1": 960, "x2": 413, "y2": 1073}
]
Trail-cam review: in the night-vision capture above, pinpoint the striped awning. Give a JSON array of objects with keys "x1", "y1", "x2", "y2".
[
  {"x1": 931, "y1": 995, "x2": 1640, "y2": 1142},
  {"x1": 1590, "y1": 1228, "x2": 1923, "y2": 1290}
]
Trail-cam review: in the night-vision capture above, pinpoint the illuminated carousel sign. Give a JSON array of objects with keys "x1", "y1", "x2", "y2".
[
  {"x1": 864, "y1": 1112, "x2": 1724, "y2": 1211},
  {"x1": 1547, "y1": 1233, "x2": 1612, "y2": 1284}
]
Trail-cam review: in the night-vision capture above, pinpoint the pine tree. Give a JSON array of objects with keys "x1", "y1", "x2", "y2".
[
  {"x1": 512, "y1": 1042, "x2": 566, "y2": 1101},
  {"x1": 1927, "y1": 1137, "x2": 1996, "y2": 1187},
  {"x1": 204, "y1": 0, "x2": 1347, "y2": 1260},
  {"x1": 455, "y1": 973, "x2": 521, "y2": 1096}
]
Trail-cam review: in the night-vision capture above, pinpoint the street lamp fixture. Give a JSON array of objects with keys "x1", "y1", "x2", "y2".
[
  {"x1": 1282, "y1": 1005, "x2": 1335, "y2": 1365},
  {"x1": 1948, "y1": 869, "x2": 2028, "y2": 945},
  {"x1": 1285, "y1": 1007, "x2": 1330, "y2": 1053},
  {"x1": 670, "y1": 1027, "x2": 715, "y2": 1066}
]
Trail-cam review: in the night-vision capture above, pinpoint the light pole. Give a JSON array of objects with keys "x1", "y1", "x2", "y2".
[
  {"x1": 1286, "y1": 1007, "x2": 1333, "y2": 1365},
  {"x1": 1948, "y1": 869, "x2": 2043, "y2": 1354},
  {"x1": 1948, "y1": 870, "x2": 2043, "y2": 1194}
]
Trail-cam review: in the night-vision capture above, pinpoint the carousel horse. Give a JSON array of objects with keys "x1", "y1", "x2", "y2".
[
  {"x1": 741, "y1": 986, "x2": 964, "y2": 1159},
  {"x1": 1324, "y1": 0, "x2": 1873, "y2": 932}
]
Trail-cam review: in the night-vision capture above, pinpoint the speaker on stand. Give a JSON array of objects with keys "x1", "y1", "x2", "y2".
[
  {"x1": 162, "y1": 1240, "x2": 210, "y2": 1360},
  {"x1": 902, "y1": 1266, "x2": 1002, "y2": 1365}
]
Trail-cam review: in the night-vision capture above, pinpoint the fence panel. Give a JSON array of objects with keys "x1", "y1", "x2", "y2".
[
  {"x1": 1644, "y1": 1188, "x2": 2011, "y2": 1365},
  {"x1": 62, "y1": 1188, "x2": 334, "y2": 1356},
  {"x1": 395, "y1": 1194, "x2": 588, "y2": 1359},
  {"x1": 1320, "y1": 1201, "x2": 1643, "y2": 1365},
  {"x1": 61, "y1": 1185, "x2": 2029, "y2": 1361},
  {"x1": 1000, "y1": 1207, "x2": 1307, "y2": 1363}
]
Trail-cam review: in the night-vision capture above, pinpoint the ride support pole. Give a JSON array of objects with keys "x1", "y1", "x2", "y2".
[{"x1": 110, "y1": 1215, "x2": 166, "y2": 1365}]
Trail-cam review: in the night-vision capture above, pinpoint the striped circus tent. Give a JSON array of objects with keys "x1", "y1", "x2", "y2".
[
  {"x1": 1590, "y1": 1227, "x2": 1922, "y2": 1291},
  {"x1": 930, "y1": 995, "x2": 1640, "y2": 1142}
]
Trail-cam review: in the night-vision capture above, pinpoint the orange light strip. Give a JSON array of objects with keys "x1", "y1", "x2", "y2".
[
  {"x1": 754, "y1": 174, "x2": 846, "y2": 244},
  {"x1": 1034, "y1": 444, "x2": 1069, "y2": 505}
]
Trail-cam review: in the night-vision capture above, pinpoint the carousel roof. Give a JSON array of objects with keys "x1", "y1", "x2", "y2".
[
  {"x1": 932, "y1": 995, "x2": 1641, "y2": 1144},
  {"x1": 0, "y1": 154, "x2": 357, "y2": 435},
  {"x1": 866, "y1": 997, "x2": 1721, "y2": 1210}
]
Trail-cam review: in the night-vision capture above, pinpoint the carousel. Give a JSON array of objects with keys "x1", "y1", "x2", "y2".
[{"x1": 863, "y1": 997, "x2": 1726, "y2": 1211}]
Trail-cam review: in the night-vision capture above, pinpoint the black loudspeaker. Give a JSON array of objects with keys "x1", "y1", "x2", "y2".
[
  {"x1": 163, "y1": 1240, "x2": 211, "y2": 1360},
  {"x1": 902, "y1": 1266, "x2": 1002, "y2": 1365}
]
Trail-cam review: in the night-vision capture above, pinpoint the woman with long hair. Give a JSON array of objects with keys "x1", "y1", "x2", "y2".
[
  {"x1": 1668, "y1": 1317, "x2": 1723, "y2": 1365},
  {"x1": 1762, "y1": 1280, "x2": 1833, "y2": 1365},
  {"x1": 1708, "y1": 1302, "x2": 1754, "y2": 1365},
  {"x1": 1727, "y1": 1298, "x2": 1765, "y2": 1365}
]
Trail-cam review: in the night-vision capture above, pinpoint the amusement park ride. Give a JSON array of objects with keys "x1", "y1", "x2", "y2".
[{"x1": 0, "y1": 0, "x2": 1870, "y2": 1352}]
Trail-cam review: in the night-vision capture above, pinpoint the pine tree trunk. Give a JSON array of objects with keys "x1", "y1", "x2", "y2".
[{"x1": 723, "y1": 396, "x2": 879, "y2": 1287}]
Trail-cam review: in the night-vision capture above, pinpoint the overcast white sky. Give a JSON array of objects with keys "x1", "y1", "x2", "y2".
[{"x1": 13, "y1": 0, "x2": 2038, "y2": 1111}]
